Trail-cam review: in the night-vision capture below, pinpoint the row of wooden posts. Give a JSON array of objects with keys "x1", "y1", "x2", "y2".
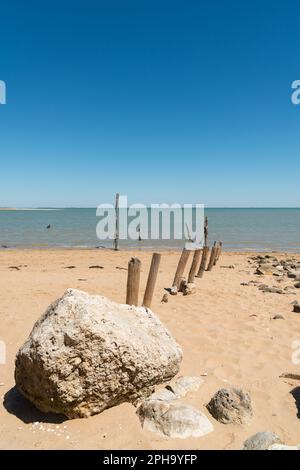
[{"x1": 125, "y1": 240, "x2": 223, "y2": 309}]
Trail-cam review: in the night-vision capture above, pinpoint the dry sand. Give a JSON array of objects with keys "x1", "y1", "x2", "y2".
[{"x1": 0, "y1": 249, "x2": 299, "y2": 450}]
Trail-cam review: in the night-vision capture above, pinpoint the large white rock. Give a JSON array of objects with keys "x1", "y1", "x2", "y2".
[{"x1": 15, "y1": 288, "x2": 182, "y2": 418}]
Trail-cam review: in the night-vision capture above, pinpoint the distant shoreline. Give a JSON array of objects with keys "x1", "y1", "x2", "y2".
[{"x1": 0, "y1": 208, "x2": 62, "y2": 211}]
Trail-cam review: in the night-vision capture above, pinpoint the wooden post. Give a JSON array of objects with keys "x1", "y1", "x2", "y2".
[
  {"x1": 196, "y1": 246, "x2": 209, "y2": 278},
  {"x1": 207, "y1": 241, "x2": 217, "y2": 271},
  {"x1": 204, "y1": 216, "x2": 208, "y2": 247},
  {"x1": 217, "y1": 241, "x2": 223, "y2": 261},
  {"x1": 142, "y1": 253, "x2": 161, "y2": 308},
  {"x1": 126, "y1": 257, "x2": 141, "y2": 305},
  {"x1": 172, "y1": 248, "x2": 191, "y2": 290},
  {"x1": 113, "y1": 193, "x2": 119, "y2": 251},
  {"x1": 188, "y1": 249, "x2": 202, "y2": 283},
  {"x1": 213, "y1": 241, "x2": 222, "y2": 265}
]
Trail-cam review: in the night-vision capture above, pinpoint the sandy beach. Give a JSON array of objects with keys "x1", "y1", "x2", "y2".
[{"x1": 0, "y1": 248, "x2": 299, "y2": 450}]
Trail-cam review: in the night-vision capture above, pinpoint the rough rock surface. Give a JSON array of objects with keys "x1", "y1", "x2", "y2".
[
  {"x1": 207, "y1": 387, "x2": 253, "y2": 424},
  {"x1": 243, "y1": 432, "x2": 282, "y2": 450},
  {"x1": 137, "y1": 399, "x2": 213, "y2": 438},
  {"x1": 15, "y1": 288, "x2": 183, "y2": 418}
]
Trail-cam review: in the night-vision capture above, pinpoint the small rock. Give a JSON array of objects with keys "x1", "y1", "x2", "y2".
[
  {"x1": 272, "y1": 315, "x2": 285, "y2": 320},
  {"x1": 207, "y1": 387, "x2": 253, "y2": 424},
  {"x1": 294, "y1": 282, "x2": 300, "y2": 288},
  {"x1": 137, "y1": 399, "x2": 214, "y2": 438},
  {"x1": 259, "y1": 286, "x2": 284, "y2": 294},
  {"x1": 170, "y1": 286, "x2": 178, "y2": 296},
  {"x1": 255, "y1": 264, "x2": 276, "y2": 275},
  {"x1": 166, "y1": 376, "x2": 204, "y2": 398},
  {"x1": 243, "y1": 432, "x2": 282, "y2": 450},
  {"x1": 181, "y1": 281, "x2": 196, "y2": 296},
  {"x1": 89, "y1": 265, "x2": 104, "y2": 269},
  {"x1": 292, "y1": 301, "x2": 300, "y2": 313}
]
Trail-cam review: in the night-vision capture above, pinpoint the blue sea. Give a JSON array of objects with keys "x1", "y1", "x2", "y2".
[{"x1": 0, "y1": 208, "x2": 299, "y2": 252}]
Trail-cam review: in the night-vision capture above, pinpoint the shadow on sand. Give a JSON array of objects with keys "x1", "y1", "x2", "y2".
[
  {"x1": 3, "y1": 386, "x2": 67, "y2": 424},
  {"x1": 291, "y1": 386, "x2": 300, "y2": 419}
]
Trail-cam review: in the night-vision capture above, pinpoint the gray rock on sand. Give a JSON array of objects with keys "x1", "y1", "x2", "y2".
[
  {"x1": 243, "y1": 432, "x2": 282, "y2": 450},
  {"x1": 255, "y1": 264, "x2": 276, "y2": 275},
  {"x1": 166, "y1": 376, "x2": 204, "y2": 398},
  {"x1": 259, "y1": 285, "x2": 284, "y2": 294},
  {"x1": 148, "y1": 388, "x2": 177, "y2": 402},
  {"x1": 207, "y1": 387, "x2": 253, "y2": 424},
  {"x1": 148, "y1": 376, "x2": 204, "y2": 402},
  {"x1": 15, "y1": 288, "x2": 183, "y2": 418},
  {"x1": 137, "y1": 399, "x2": 214, "y2": 439}
]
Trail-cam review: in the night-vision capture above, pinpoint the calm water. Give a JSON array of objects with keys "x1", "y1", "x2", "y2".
[{"x1": 0, "y1": 208, "x2": 299, "y2": 252}]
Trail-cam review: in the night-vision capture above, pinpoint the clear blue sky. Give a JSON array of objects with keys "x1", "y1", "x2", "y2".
[{"x1": 0, "y1": 0, "x2": 300, "y2": 207}]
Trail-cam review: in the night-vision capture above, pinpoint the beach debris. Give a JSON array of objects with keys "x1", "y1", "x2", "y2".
[
  {"x1": 292, "y1": 301, "x2": 300, "y2": 313},
  {"x1": 46, "y1": 224, "x2": 51, "y2": 229},
  {"x1": 161, "y1": 293, "x2": 169, "y2": 303},
  {"x1": 272, "y1": 315, "x2": 285, "y2": 320},
  {"x1": 15, "y1": 288, "x2": 182, "y2": 418},
  {"x1": 179, "y1": 279, "x2": 196, "y2": 296},
  {"x1": 63, "y1": 266, "x2": 76, "y2": 269},
  {"x1": 88, "y1": 265, "x2": 104, "y2": 269},
  {"x1": 8, "y1": 266, "x2": 21, "y2": 270},
  {"x1": 268, "y1": 444, "x2": 300, "y2": 450},
  {"x1": 207, "y1": 387, "x2": 253, "y2": 424},
  {"x1": 243, "y1": 432, "x2": 282, "y2": 450},
  {"x1": 78, "y1": 278, "x2": 87, "y2": 281},
  {"x1": 115, "y1": 266, "x2": 127, "y2": 270},
  {"x1": 220, "y1": 265, "x2": 235, "y2": 269},
  {"x1": 279, "y1": 373, "x2": 300, "y2": 380},
  {"x1": 166, "y1": 376, "x2": 204, "y2": 398},
  {"x1": 136, "y1": 400, "x2": 214, "y2": 439}
]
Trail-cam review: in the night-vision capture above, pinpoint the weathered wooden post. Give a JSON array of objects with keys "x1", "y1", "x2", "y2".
[
  {"x1": 213, "y1": 241, "x2": 222, "y2": 265},
  {"x1": 196, "y1": 216, "x2": 209, "y2": 278},
  {"x1": 188, "y1": 249, "x2": 202, "y2": 283},
  {"x1": 113, "y1": 193, "x2": 120, "y2": 251},
  {"x1": 142, "y1": 253, "x2": 161, "y2": 308},
  {"x1": 172, "y1": 248, "x2": 191, "y2": 292},
  {"x1": 207, "y1": 241, "x2": 217, "y2": 271},
  {"x1": 126, "y1": 257, "x2": 141, "y2": 305},
  {"x1": 204, "y1": 216, "x2": 208, "y2": 246},
  {"x1": 196, "y1": 246, "x2": 209, "y2": 277},
  {"x1": 217, "y1": 241, "x2": 223, "y2": 262}
]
